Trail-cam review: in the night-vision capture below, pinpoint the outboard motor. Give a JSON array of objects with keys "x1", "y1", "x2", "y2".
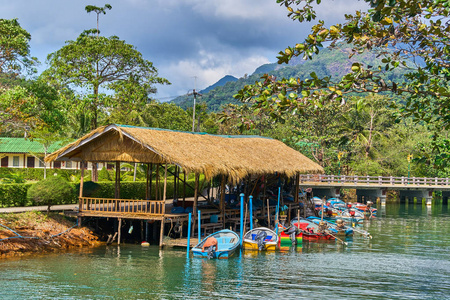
[
  {"x1": 255, "y1": 231, "x2": 268, "y2": 251},
  {"x1": 207, "y1": 246, "x2": 215, "y2": 259},
  {"x1": 285, "y1": 226, "x2": 300, "y2": 245}
]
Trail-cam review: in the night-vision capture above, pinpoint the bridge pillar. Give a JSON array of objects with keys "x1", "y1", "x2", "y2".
[
  {"x1": 399, "y1": 190, "x2": 433, "y2": 205},
  {"x1": 356, "y1": 189, "x2": 384, "y2": 204},
  {"x1": 442, "y1": 191, "x2": 450, "y2": 205},
  {"x1": 311, "y1": 187, "x2": 340, "y2": 199},
  {"x1": 380, "y1": 189, "x2": 387, "y2": 206}
]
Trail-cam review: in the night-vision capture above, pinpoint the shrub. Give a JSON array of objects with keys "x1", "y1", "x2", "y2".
[
  {"x1": 98, "y1": 167, "x2": 112, "y2": 181},
  {"x1": 0, "y1": 183, "x2": 32, "y2": 207},
  {"x1": 27, "y1": 176, "x2": 75, "y2": 212}
]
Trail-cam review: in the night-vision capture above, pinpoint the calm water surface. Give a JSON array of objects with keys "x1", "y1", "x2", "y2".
[{"x1": 1, "y1": 204, "x2": 449, "y2": 299}]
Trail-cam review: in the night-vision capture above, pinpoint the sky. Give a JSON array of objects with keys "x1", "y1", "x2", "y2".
[{"x1": 2, "y1": 0, "x2": 368, "y2": 101}]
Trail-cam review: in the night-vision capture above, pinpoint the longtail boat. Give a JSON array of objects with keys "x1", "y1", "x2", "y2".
[
  {"x1": 290, "y1": 218, "x2": 336, "y2": 240},
  {"x1": 307, "y1": 216, "x2": 354, "y2": 236}
]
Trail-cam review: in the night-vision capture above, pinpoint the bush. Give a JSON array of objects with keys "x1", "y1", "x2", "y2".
[
  {"x1": 0, "y1": 183, "x2": 32, "y2": 207},
  {"x1": 0, "y1": 167, "x2": 93, "y2": 182},
  {"x1": 0, "y1": 175, "x2": 203, "y2": 207},
  {"x1": 27, "y1": 176, "x2": 75, "y2": 212},
  {"x1": 98, "y1": 167, "x2": 112, "y2": 181}
]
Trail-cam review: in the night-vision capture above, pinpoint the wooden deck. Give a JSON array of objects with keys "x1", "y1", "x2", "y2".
[
  {"x1": 76, "y1": 196, "x2": 303, "y2": 247},
  {"x1": 162, "y1": 237, "x2": 197, "y2": 248}
]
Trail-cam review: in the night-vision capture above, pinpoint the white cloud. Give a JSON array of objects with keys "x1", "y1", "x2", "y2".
[
  {"x1": 156, "y1": 52, "x2": 269, "y2": 99},
  {"x1": 159, "y1": 0, "x2": 287, "y2": 21}
]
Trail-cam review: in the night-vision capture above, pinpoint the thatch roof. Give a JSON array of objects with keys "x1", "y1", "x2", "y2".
[{"x1": 46, "y1": 124, "x2": 323, "y2": 182}]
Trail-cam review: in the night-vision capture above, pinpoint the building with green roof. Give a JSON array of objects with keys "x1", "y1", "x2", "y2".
[{"x1": 0, "y1": 137, "x2": 106, "y2": 170}]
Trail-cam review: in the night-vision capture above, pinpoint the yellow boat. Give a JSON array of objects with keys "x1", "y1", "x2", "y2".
[{"x1": 243, "y1": 227, "x2": 278, "y2": 251}]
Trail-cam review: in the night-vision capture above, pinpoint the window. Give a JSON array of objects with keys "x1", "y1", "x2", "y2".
[
  {"x1": 66, "y1": 161, "x2": 72, "y2": 168},
  {"x1": 39, "y1": 158, "x2": 45, "y2": 168},
  {"x1": 13, "y1": 156, "x2": 19, "y2": 167}
]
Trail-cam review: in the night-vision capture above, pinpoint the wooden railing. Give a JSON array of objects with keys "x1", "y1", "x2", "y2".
[
  {"x1": 79, "y1": 197, "x2": 165, "y2": 216},
  {"x1": 299, "y1": 174, "x2": 450, "y2": 186}
]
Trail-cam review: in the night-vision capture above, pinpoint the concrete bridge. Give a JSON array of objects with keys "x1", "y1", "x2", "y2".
[{"x1": 299, "y1": 174, "x2": 450, "y2": 206}]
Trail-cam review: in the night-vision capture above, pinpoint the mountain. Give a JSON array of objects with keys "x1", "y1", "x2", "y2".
[
  {"x1": 171, "y1": 44, "x2": 405, "y2": 112},
  {"x1": 201, "y1": 75, "x2": 238, "y2": 94}
]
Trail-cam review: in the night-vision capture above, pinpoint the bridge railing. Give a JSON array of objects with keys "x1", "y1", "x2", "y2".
[{"x1": 299, "y1": 174, "x2": 450, "y2": 186}]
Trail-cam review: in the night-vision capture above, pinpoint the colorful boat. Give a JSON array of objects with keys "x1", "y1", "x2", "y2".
[
  {"x1": 290, "y1": 218, "x2": 336, "y2": 240},
  {"x1": 191, "y1": 229, "x2": 240, "y2": 259},
  {"x1": 307, "y1": 216, "x2": 354, "y2": 236},
  {"x1": 243, "y1": 227, "x2": 278, "y2": 251},
  {"x1": 353, "y1": 202, "x2": 378, "y2": 216},
  {"x1": 278, "y1": 224, "x2": 303, "y2": 247}
]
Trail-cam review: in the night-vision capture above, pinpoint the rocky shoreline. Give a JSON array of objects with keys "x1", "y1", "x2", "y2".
[{"x1": 0, "y1": 211, "x2": 100, "y2": 259}]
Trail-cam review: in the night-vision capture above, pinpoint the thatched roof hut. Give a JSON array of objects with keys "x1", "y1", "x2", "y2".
[{"x1": 46, "y1": 124, "x2": 323, "y2": 182}]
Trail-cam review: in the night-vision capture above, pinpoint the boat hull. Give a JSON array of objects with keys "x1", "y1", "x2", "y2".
[
  {"x1": 191, "y1": 229, "x2": 240, "y2": 259},
  {"x1": 192, "y1": 248, "x2": 237, "y2": 259},
  {"x1": 278, "y1": 232, "x2": 302, "y2": 247},
  {"x1": 242, "y1": 227, "x2": 279, "y2": 251},
  {"x1": 243, "y1": 240, "x2": 277, "y2": 251}
]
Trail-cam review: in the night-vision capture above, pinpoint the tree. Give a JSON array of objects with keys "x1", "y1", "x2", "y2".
[
  {"x1": 0, "y1": 79, "x2": 66, "y2": 135},
  {"x1": 85, "y1": 4, "x2": 112, "y2": 37},
  {"x1": 44, "y1": 32, "x2": 169, "y2": 130},
  {"x1": 28, "y1": 127, "x2": 68, "y2": 179},
  {"x1": 27, "y1": 176, "x2": 75, "y2": 213},
  {"x1": 0, "y1": 18, "x2": 38, "y2": 76},
  {"x1": 234, "y1": 0, "x2": 450, "y2": 168},
  {"x1": 44, "y1": 30, "x2": 169, "y2": 181},
  {"x1": 337, "y1": 94, "x2": 394, "y2": 158}
]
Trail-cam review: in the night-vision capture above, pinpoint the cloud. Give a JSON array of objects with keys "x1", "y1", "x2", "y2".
[
  {"x1": 157, "y1": 51, "x2": 270, "y2": 99},
  {"x1": 0, "y1": 0, "x2": 370, "y2": 101}
]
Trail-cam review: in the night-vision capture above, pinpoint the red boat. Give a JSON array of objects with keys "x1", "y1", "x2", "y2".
[{"x1": 291, "y1": 218, "x2": 335, "y2": 240}]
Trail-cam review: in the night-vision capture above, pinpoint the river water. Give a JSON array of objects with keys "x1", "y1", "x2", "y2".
[{"x1": 1, "y1": 203, "x2": 449, "y2": 299}]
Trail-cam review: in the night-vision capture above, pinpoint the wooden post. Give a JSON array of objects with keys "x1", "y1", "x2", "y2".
[
  {"x1": 140, "y1": 220, "x2": 144, "y2": 242},
  {"x1": 182, "y1": 170, "x2": 186, "y2": 208},
  {"x1": 159, "y1": 165, "x2": 168, "y2": 247},
  {"x1": 156, "y1": 164, "x2": 160, "y2": 201},
  {"x1": 159, "y1": 218, "x2": 165, "y2": 248},
  {"x1": 146, "y1": 164, "x2": 150, "y2": 200},
  {"x1": 220, "y1": 175, "x2": 226, "y2": 228},
  {"x1": 118, "y1": 218, "x2": 122, "y2": 245},
  {"x1": 149, "y1": 163, "x2": 153, "y2": 200},
  {"x1": 78, "y1": 161, "x2": 85, "y2": 227},
  {"x1": 192, "y1": 173, "x2": 199, "y2": 237},
  {"x1": 79, "y1": 160, "x2": 85, "y2": 199},
  {"x1": 173, "y1": 165, "x2": 177, "y2": 202},
  {"x1": 163, "y1": 164, "x2": 167, "y2": 215},
  {"x1": 115, "y1": 161, "x2": 121, "y2": 199},
  {"x1": 294, "y1": 173, "x2": 300, "y2": 203}
]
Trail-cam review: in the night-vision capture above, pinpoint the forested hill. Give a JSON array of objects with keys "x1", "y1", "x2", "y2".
[{"x1": 171, "y1": 45, "x2": 404, "y2": 111}]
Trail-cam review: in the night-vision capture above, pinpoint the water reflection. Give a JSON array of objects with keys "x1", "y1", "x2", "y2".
[{"x1": 0, "y1": 203, "x2": 449, "y2": 299}]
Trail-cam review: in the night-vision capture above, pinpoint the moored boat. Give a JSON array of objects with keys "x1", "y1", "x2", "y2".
[
  {"x1": 307, "y1": 216, "x2": 354, "y2": 236},
  {"x1": 290, "y1": 218, "x2": 336, "y2": 240},
  {"x1": 243, "y1": 227, "x2": 278, "y2": 251},
  {"x1": 278, "y1": 224, "x2": 303, "y2": 247},
  {"x1": 191, "y1": 229, "x2": 240, "y2": 259}
]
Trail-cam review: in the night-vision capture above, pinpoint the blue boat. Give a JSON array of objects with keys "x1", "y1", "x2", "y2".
[{"x1": 191, "y1": 229, "x2": 240, "y2": 259}]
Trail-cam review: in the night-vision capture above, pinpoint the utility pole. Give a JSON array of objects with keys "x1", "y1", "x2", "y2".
[{"x1": 188, "y1": 77, "x2": 202, "y2": 132}]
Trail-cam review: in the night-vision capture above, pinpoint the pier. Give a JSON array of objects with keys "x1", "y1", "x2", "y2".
[{"x1": 45, "y1": 124, "x2": 322, "y2": 247}]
